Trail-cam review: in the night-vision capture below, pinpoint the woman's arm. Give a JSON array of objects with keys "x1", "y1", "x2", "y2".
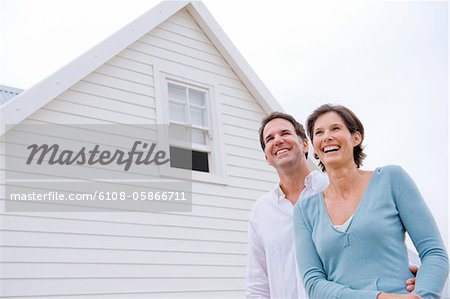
[
  {"x1": 392, "y1": 166, "x2": 449, "y2": 299},
  {"x1": 378, "y1": 292, "x2": 422, "y2": 299},
  {"x1": 293, "y1": 204, "x2": 381, "y2": 299}
]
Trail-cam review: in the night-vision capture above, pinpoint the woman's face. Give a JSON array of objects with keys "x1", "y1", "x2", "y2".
[{"x1": 312, "y1": 111, "x2": 361, "y2": 170}]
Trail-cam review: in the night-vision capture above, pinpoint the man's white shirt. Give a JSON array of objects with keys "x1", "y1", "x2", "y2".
[{"x1": 246, "y1": 170, "x2": 329, "y2": 298}]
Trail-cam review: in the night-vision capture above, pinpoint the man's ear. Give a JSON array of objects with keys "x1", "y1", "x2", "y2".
[{"x1": 302, "y1": 138, "x2": 309, "y2": 153}]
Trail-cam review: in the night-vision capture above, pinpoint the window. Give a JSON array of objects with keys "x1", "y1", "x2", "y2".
[
  {"x1": 155, "y1": 71, "x2": 227, "y2": 185},
  {"x1": 167, "y1": 82, "x2": 211, "y2": 173}
]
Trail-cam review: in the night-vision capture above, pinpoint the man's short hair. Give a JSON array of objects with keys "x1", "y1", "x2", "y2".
[{"x1": 258, "y1": 111, "x2": 308, "y2": 159}]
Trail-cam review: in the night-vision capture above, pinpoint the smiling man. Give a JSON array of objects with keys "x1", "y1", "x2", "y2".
[{"x1": 246, "y1": 112, "x2": 329, "y2": 298}]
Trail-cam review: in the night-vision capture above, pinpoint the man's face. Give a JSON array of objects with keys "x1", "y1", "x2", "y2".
[{"x1": 262, "y1": 118, "x2": 308, "y2": 170}]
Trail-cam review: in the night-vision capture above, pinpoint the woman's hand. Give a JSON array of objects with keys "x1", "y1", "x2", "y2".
[{"x1": 377, "y1": 292, "x2": 422, "y2": 299}]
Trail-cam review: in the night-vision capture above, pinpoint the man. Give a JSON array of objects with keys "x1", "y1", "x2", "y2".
[{"x1": 246, "y1": 112, "x2": 417, "y2": 298}]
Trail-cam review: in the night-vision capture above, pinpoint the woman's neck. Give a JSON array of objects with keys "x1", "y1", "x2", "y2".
[{"x1": 326, "y1": 165, "x2": 363, "y2": 199}]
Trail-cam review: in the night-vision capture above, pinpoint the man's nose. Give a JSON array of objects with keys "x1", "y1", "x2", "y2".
[{"x1": 273, "y1": 134, "x2": 284, "y2": 145}]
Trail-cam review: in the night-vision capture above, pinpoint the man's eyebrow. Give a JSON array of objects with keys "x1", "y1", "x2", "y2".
[
  {"x1": 265, "y1": 129, "x2": 293, "y2": 142},
  {"x1": 264, "y1": 133, "x2": 273, "y2": 142}
]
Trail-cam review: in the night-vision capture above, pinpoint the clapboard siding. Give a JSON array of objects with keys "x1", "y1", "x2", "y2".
[
  {"x1": 72, "y1": 81, "x2": 154, "y2": 105},
  {"x1": 221, "y1": 96, "x2": 264, "y2": 114},
  {"x1": 126, "y1": 44, "x2": 236, "y2": 79},
  {"x1": 227, "y1": 165, "x2": 278, "y2": 183},
  {"x1": 1, "y1": 211, "x2": 248, "y2": 233},
  {"x1": 1, "y1": 291, "x2": 245, "y2": 299},
  {"x1": 158, "y1": 17, "x2": 212, "y2": 44},
  {"x1": 56, "y1": 94, "x2": 157, "y2": 118},
  {"x1": 223, "y1": 133, "x2": 261, "y2": 150},
  {"x1": 222, "y1": 123, "x2": 261, "y2": 141},
  {"x1": 4, "y1": 263, "x2": 245, "y2": 279},
  {"x1": 222, "y1": 113, "x2": 260, "y2": 129},
  {"x1": 1, "y1": 7, "x2": 274, "y2": 298},
  {"x1": 44, "y1": 98, "x2": 156, "y2": 121},
  {"x1": 107, "y1": 56, "x2": 154, "y2": 75},
  {"x1": 139, "y1": 36, "x2": 226, "y2": 67},
  {"x1": 2, "y1": 231, "x2": 246, "y2": 254},
  {"x1": 95, "y1": 64, "x2": 154, "y2": 85},
  {"x1": 1, "y1": 214, "x2": 246, "y2": 242},
  {"x1": 2, "y1": 278, "x2": 245, "y2": 297},
  {"x1": 167, "y1": 10, "x2": 204, "y2": 31},
  {"x1": 221, "y1": 103, "x2": 266, "y2": 121},
  {"x1": 3, "y1": 246, "x2": 246, "y2": 265},
  {"x1": 226, "y1": 154, "x2": 272, "y2": 172},
  {"x1": 82, "y1": 73, "x2": 154, "y2": 97},
  {"x1": 147, "y1": 28, "x2": 220, "y2": 56}
]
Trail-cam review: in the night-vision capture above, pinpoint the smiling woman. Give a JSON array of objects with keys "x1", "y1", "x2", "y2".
[
  {"x1": 293, "y1": 104, "x2": 449, "y2": 299},
  {"x1": 307, "y1": 104, "x2": 366, "y2": 173}
]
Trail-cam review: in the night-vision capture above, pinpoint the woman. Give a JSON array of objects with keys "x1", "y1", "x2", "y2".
[{"x1": 293, "y1": 104, "x2": 448, "y2": 299}]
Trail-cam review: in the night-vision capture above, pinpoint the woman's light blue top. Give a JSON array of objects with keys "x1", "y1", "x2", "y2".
[{"x1": 293, "y1": 165, "x2": 448, "y2": 299}]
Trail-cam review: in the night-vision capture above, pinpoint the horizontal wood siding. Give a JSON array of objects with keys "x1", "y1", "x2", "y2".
[{"x1": 1, "y1": 8, "x2": 276, "y2": 298}]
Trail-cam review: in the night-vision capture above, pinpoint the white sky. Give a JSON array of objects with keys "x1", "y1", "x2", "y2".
[{"x1": 1, "y1": 0, "x2": 448, "y2": 243}]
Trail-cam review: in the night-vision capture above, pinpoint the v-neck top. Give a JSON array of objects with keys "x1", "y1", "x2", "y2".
[
  {"x1": 293, "y1": 165, "x2": 448, "y2": 299},
  {"x1": 321, "y1": 171, "x2": 376, "y2": 233},
  {"x1": 333, "y1": 214, "x2": 354, "y2": 232}
]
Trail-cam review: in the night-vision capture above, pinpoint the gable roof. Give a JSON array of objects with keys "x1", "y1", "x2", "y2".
[
  {"x1": 0, "y1": 85, "x2": 23, "y2": 105},
  {"x1": 0, "y1": 1, "x2": 282, "y2": 135}
]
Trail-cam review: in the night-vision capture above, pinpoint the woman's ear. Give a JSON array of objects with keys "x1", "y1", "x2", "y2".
[{"x1": 352, "y1": 131, "x2": 362, "y2": 146}]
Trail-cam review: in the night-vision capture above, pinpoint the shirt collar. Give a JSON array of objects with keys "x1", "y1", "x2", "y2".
[
  {"x1": 305, "y1": 170, "x2": 329, "y2": 192},
  {"x1": 273, "y1": 184, "x2": 285, "y2": 204},
  {"x1": 273, "y1": 170, "x2": 328, "y2": 205}
]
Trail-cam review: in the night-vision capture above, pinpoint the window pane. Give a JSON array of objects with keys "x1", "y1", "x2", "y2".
[
  {"x1": 169, "y1": 102, "x2": 186, "y2": 123},
  {"x1": 189, "y1": 89, "x2": 205, "y2": 106},
  {"x1": 169, "y1": 146, "x2": 209, "y2": 173},
  {"x1": 192, "y1": 128, "x2": 206, "y2": 145},
  {"x1": 190, "y1": 106, "x2": 205, "y2": 127},
  {"x1": 168, "y1": 83, "x2": 186, "y2": 102},
  {"x1": 169, "y1": 124, "x2": 190, "y2": 143}
]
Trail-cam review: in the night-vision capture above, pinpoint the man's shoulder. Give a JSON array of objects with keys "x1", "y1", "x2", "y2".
[
  {"x1": 301, "y1": 170, "x2": 328, "y2": 199},
  {"x1": 252, "y1": 188, "x2": 277, "y2": 208},
  {"x1": 249, "y1": 188, "x2": 277, "y2": 218},
  {"x1": 307, "y1": 170, "x2": 329, "y2": 186}
]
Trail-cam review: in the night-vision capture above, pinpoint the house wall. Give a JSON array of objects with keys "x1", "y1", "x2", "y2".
[{"x1": 1, "y1": 9, "x2": 278, "y2": 298}]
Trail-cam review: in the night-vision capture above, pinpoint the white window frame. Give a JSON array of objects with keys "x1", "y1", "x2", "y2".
[
  {"x1": 167, "y1": 81, "x2": 210, "y2": 152},
  {"x1": 154, "y1": 68, "x2": 227, "y2": 185}
]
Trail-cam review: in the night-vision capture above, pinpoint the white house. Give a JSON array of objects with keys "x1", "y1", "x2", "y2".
[{"x1": 0, "y1": 1, "x2": 297, "y2": 297}]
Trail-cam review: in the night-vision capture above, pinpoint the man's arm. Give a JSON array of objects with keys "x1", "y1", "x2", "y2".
[{"x1": 246, "y1": 215, "x2": 270, "y2": 298}]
